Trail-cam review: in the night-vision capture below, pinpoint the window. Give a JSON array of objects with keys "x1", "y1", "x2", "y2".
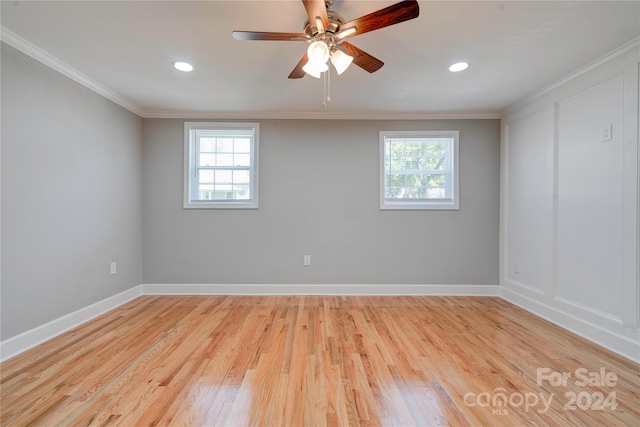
[
  {"x1": 184, "y1": 122, "x2": 259, "y2": 209},
  {"x1": 380, "y1": 130, "x2": 459, "y2": 210}
]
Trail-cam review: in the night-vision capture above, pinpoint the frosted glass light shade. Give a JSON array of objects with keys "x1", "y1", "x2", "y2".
[
  {"x1": 307, "y1": 41, "x2": 330, "y2": 65},
  {"x1": 302, "y1": 61, "x2": 328, "y2": 78},
  {"x1": 330, "y1": 50, "x2": 353, "y2": 75}
]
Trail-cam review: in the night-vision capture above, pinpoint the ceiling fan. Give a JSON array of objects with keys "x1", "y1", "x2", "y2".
[{"x1": 232, "y1": 0, "x2": 420, "y2": 79}]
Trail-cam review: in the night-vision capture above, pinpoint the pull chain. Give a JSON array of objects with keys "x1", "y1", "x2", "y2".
[
  {"x1": 322, "y1": 70, "x2": 327, "y2": 107},
  {"x1": 322, "y1": 64, "x2": 332, "y2": 107},
  {"x1": 327, "y1": 63, "x2": 332, "y2": 103}
]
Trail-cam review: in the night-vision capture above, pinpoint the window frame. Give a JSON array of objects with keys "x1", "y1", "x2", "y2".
[
  {"x1": 183, "y1": 122, "x2": 259, "y2": 209},
  {"x1": 379, "y1": 130, "x2": 459, "y2": 211}
]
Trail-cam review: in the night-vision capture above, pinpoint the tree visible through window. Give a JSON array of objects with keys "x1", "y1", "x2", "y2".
[{"x1": 380, "y1": 131, "x2": 459, "y2": 210}]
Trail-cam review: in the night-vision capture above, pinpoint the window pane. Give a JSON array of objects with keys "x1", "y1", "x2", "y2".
[
  {"x1": 234, "y1": 138, "x2": 251, "y2": 153},
  {"x1": 233, "y1": 170, "x2": 250, "y2": 184},
  {"x1": 406, "y1": 174, "x2": 427, "y2": 186},
  {"x1": 199, "y1": 153, "x2": 216, "y2": 166},
  {"x1": 234, "y1": 185, "x2": 251, "y2": 200},
  {"x1": 386, "y1": 187, "x2": 401, "y2": 198},
  {"x1": 405, "y1": 159, "x2": 420, "y2": 170},
  {"x1": 389, "y1": 141, "x2": 405, "y2": 156},
  {"x1": 234, "y1": 153, "x2": 251, "y2": 167},
  {"x1": 427, "y1": 188, "x2": 445, "y2": 198},
  {"x1": 389, "y1": 157, "x2": 404, "y2": 171},
  {"x1": 387, "y1": 174, "x2": 405, "y2": 186},
  {"x1": 406, "y1": 142, "x2": 425, "y2": 156},
  {"x1": 217, "y1": 138, "x2": 234, "y2": 152},
  {"x1": 416, "y1": 158, "x2": 429, "y2": 170},
  {"x1": 404, "y1": 187, "x2": 426, "y2": 198},
  {"x1": 214, "y1": 183, "x2": 233, "y2": 193},
  {"x1": 199, "y1": 170, "x2": 214, "y2": 183},
  {"x1": 200, "y1": 138, "x2": 216, "y2": 152},
  {"x1": 427, "y1": 156, "x2": 446, "y2": 170},
  {"x1": 413, "y1": 187, "x2": 427, "y2": 198},
  {"x1": 214, "y1": 170, "x2": 232, "y2": 183},
  {"x1": 199, "y1": 184, "x2": 214, "y2": 200},
  {"x1": 217, "y1": 154, "x2": 233, "y2": 166},
  {"x1": 428, "y1": 174, "x2": 446, "y2": 187},
  {"x1": 426, "y1": 142, "x2": 446, "y2": 156}
]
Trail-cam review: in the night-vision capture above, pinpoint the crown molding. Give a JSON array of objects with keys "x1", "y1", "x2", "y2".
[
  {"x1": 142, "y1": 111, "x2": 502, "y2": 120},
  {"x1": 1, "y1": 26, "x2": 146, "y2": 117},
  {"x1": 502, "y1": 37, "x2": 640, "y2": 116}
]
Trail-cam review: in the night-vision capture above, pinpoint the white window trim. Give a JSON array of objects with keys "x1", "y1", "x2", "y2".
[
  {"x1": 379, "y1": 130, "x2": 459, "y2": 211},
  {"x1": 183, "y1": 122, "x2": 259, "y2": 209}
]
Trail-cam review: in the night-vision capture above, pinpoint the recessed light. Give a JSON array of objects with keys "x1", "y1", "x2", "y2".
[
  {"x1": 449, "y1": 62, "x2": 469, "y2": 72},
  {"x1": 173, "y1": 61, "x2": 194, "y2": 72}
]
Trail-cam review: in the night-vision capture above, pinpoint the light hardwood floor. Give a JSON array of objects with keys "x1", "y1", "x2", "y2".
[{"x1": 1, "y1": 296, "x2": 638, "y2": 426}]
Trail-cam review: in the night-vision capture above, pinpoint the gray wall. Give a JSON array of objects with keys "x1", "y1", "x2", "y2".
[
  {"x1": 1, "y1": 43, "x2": 143, "y2": 339},
  {"x1": 143, "y1": 118, "x2": 500, "y2": 285}
]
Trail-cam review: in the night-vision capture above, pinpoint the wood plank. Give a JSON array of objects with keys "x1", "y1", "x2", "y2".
[{"x1": 1, "y1": 296, "x2": 638, "y2": 426}]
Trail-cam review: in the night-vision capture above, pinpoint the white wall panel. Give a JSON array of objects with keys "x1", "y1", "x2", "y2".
[
  {"x1": 556, "y1": 75, "x2": 624, "y2": 318},
  {"x1": 504, "y1": 108, "x2": 553, "y2": 296},
  {"x1": 501, "y1": 41, "x2": 640, "y2": 362}
]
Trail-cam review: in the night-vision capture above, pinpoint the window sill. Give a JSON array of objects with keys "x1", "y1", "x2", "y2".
[
  {"x1": 380, "y1": 201, "x2": 459, "y2": 211},
  {"x1": 183, "y1": 201, "x2": 259, "y2": 210}
]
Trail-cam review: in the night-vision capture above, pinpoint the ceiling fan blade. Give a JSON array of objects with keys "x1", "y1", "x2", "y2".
[
  {"x1": 339, "y1": 0, "x2": 419, "y2": 38},
  {"x1": 302, "y1": 0, "x2": 329, "y2": 32},
  {"x1": 233, "y1": 31, "x2": 307, "y2": 41},
  {"x1": 340, "y1": 42, "x2": 384, "y2": 73},
  {"x1": 288, "y1": 53, "x2": 309, "y2": 79}
]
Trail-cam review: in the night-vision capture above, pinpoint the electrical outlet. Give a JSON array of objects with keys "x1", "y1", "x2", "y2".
[
  {"x1": 303, "y1": 255, "x2": 311, "y2": 266},
  {"x1": 514, "y1": 261, "x2": 520, "y2": 274},
  {"x1": 110, "y1": 262, "x2": 117, "y2": 275}
]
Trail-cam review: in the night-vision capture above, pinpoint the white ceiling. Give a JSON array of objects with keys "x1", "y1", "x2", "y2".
[{"x1": 1, "y1": 1, "x2": 639, "y2": 118}]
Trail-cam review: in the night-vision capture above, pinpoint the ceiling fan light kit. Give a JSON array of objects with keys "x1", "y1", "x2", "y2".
[
  {"x1": 330, "y1": 49, "x2": 353, "y2": 75},
  {"x1": 232, "y1": 0, "x2": 420, "y2": 103},
  {"x1": 302, "y1": 60, "x2": 328, "y2": 78},
  {"x1": 302, "y1": 40, "x2": 352, "y2": 78},
  {"x1": 307, "y1": 41, "x2": 330, "y2": 66}
]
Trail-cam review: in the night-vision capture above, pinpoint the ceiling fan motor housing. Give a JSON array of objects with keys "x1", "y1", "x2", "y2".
[{"x1": 304, "y1": 10, "x2": 345, "y2": 37}]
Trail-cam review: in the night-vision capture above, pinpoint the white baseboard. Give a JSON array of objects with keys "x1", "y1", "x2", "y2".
[
  {"x1": 0, "y1": 286, "x2": 143, "y2": 362},
  {"x1": 141, "y1": 283, "x2": 501, "y2": 296},
  {"x1": 500, "y1": 286, "x2": 640, "y2": 364}
]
